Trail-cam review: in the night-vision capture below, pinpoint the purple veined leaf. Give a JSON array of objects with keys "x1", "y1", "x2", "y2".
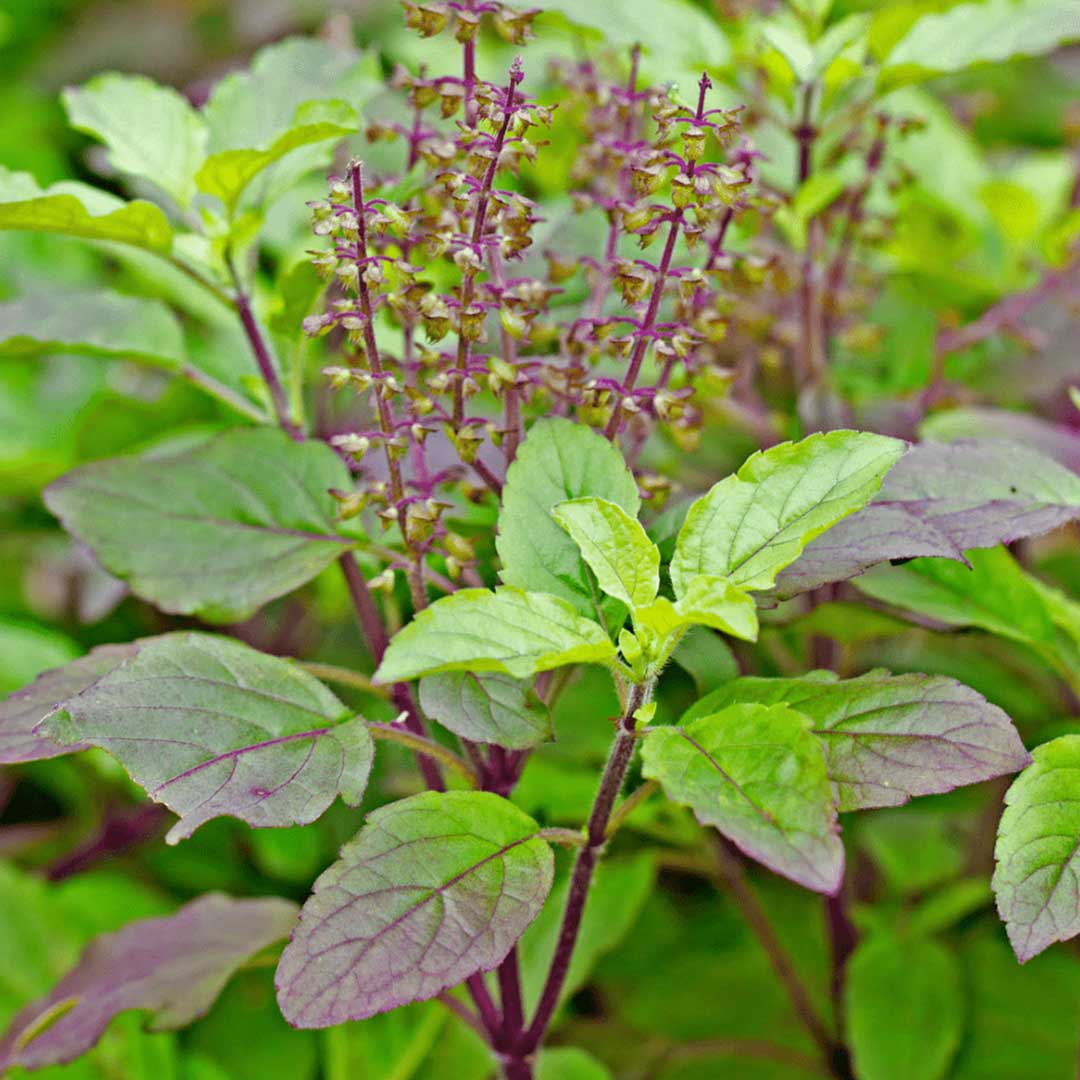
[
  {"x1": 0, "y1": 643, "x2": 137, "y2": 764},
  {"x1": 0, "y1": 893, "x2": 297, "y2": 1071},
  {"x1": 37, "y1": 632, "x2": 374, "y2": 843},
  {"x1": 276, "y1": 790, "x2": 554, "y2": 1027},
  {"x1": 775, "y1": 439, "x2": 1080, "y2": 597},
  {"x1": 993, "y1": 735, "x2": 1080, "y2": 963},
  {"x1": 641, "y1": 703, "x2": 844, "y2": 894},
  {"x1": 686, "y1": 670, "x2": 1030, "y2": 811}
]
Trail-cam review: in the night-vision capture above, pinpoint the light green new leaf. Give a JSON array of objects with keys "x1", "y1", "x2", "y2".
[
  {"x1": 994, "y1": 736, "x2": 1080, "y2": 962},
  {"x1": 40, "y1": 633, "x2": 372, "y2": 843},
  {"x1": 418, "y1": 671, "x2": 552, "y2": 750},
  {"x1": 44, "y1": 428, "x2": 358, "y2": 622},
  {"x1": 633, "y1": 576, "x2": 759, "y2": 654},
  {"x1": 845, "y1": 934, "x2": 963, "y2": 1080},
  {"x1": 62, "y1": 74, "x2": 208, "y2": 208},
  {"x1": 641, "y1": 703, "x2": 843, "y2": 893},
  {"x1": 498, "y1": 419, "x2": 640, "y2": 616},
  {"x1": 670, "y1": 575, "x2": 759, "y2": 640},
  {"x1": 882, "y1": 0, "x2": 1080, "y2": 89},
  {"x1": 671, "y1": 430, "x2": 905, "y2": 595},
  {"x1": 0, "y1": 167, "x2": 172, "y2": 252},
  {"x1": 553, "y1": 496, "x2": 659, "y2": 610},
  {"x1": 0, "y1": 290, "x2": 184, "y2": 369},
  {"x1": 196, "y1": 100, "x2": 358, "y2": 215},
  {"x1": 375, "y1": 587, "x2": 616, "y2": 683}
]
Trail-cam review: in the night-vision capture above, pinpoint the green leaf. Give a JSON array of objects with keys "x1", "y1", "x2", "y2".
[
  {"x1": 689, "y1": 669, "x2": 1029, "y2": 811},
  {"x1": 641, "y1": 703, "x2": 843, "y2": 893},
  {"x1": 44, "y1": 428, "x2": 358, "y2": 622},
  {"x1": 0, "y1": 167, "x2": 173, "y2": 252},
  {"x1": 994, "y1": 735, "x2": 1080, "y2": 962},
  {"x1": 670, "y1": 430, "x2": 906, "y2": 594},
  {"x1": 881, "y1": 0, "x2": 1080, "y2": 89},
  {"x1": 536, "y1": 1047, "x2": 612, "y2": 1080},
  {"x1": 202, "y1": 39, "x2": 378, "y2": 153},
  {"x1": 374, "y1": 587, "x2": 617, "y2": 683},
  {"x1": 952, "y1": 933, "x2": 1080, "y2": 1079},
  {"x1": 40, "y1": 632, "x2": 373, "y2": 843},
  {"x1": 196, "y1": 100, "x2": 358, "y2": 216},
  {"x1": 418, "y1": 671, "x2": 551, "y2": 750},
  {"x1": 62, "y1": 74, "x2": 208, "y2": 208},
  {"x1": 671, "y1": 626, "x2": 739, "y2": 695},
  {"x1": 552, "y1": 496, "x2": 659, "y2": 610},
  {"x1": 845, "y1": 933, "x2": 963, "y2": 1080},
  {"x1": 0, "y1": 290, "x2": 185, "y2": 369},
  {"x1": 275, "y1": 790, "x2": 553, "y2": 1025},
  {"x1": 851, "y1": 546, "x2": 1057, "y2": 649},
  {"x1": 497, "y1": 418, "x2": 640, "y2": 616},
  {"x1": 537, "y1": 0, "x2": 731, "y2": 70}
]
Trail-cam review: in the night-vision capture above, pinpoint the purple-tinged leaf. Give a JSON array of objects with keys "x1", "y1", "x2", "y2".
[
  {"x1": 38, "y1": 632, "x2": 373, "y2": 843},
  {"x1": 0, "y1": 893, "x2": 297, "y2": 1071},
  {"x1": 0, "y1": 644, "x2": 136, "y2": 764},
  {"x1": 921, "y1": 408, "x2": 1080, "y2": 475},
  {"x1": 776, "y1": 440, "x2": 1080, "y2": 597},
  {"x1": 641, "y1": 703, "x2": 844, "y2": 893},
  {"x1": 994, "y1": 735, "x2": 1080, "y2": 962},
  {"x1": 687, "y1": 670, "x2": 1030, "y2": 811},
  {"x1": 43, "y1": 427, "x2": 359, "y2": 623},
  {"x1": 276, "y1": 790, "x2": 553, "y2": 1026},
  {"x1": 419, "y1": 671, "x2": 552, "y2": 749}
]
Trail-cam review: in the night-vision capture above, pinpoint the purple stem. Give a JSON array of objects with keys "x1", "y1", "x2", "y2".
[
  {"x1": 603, "y1": 73, "x2": 712, "y2": 441},
  {"x1": 230, "y1": 272, "x2": 303, "y2": 441},
  {"x1": 452, "y1": 61, "x2": 523, "y2": 428},
  {"x1": 512, "y1": 681, "x2": 649, "y2": 1063}
]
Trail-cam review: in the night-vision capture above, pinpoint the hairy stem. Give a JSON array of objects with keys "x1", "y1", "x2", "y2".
[
  {"x1": 452, "y1": 62, "x2": 523, "y2": 427},
  {"x1": 350, "y1": 160, "x2": 406, "y2": 506},
  {"x1": 514, "y1": 680, "x2": 651, "y2": 1063}
]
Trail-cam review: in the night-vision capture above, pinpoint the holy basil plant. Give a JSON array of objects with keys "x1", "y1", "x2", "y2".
[
  {"x1": 10, "y1": 412, "x2": 1077, "y2": 1078},
  {"x1": 1, "y1": 1, "x2": 1079, "y2": 1078}
]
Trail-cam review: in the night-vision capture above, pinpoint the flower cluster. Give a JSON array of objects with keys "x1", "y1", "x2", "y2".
[{"x1": 304, "y1": 1, "x2": 765, "y2": 588}]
